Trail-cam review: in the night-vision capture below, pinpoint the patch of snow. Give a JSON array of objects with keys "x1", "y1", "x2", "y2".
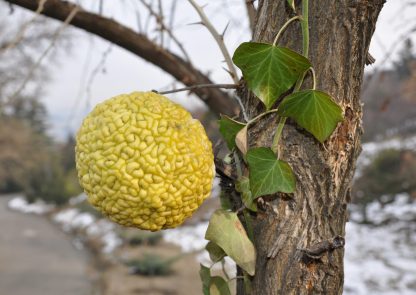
[
  {"x1": 53, "y1": 208, "x2": 80, "y2": 232},
  {"x1": 86, "y1": 219, "x2": 122, "y2": 253},
  {"x1": 71, "y1": 213, "x2": 95, "y2": 229},
  {"x1": 52, "y1": 208, "x2": 121, "y2": 254},
  {"x1": 101, "y1": 231, "x2": 123, "y2": 253},
  {"x1": 164, "y1": 222, "x2": 208, "y2": 253},
  {"x1": 68, "y1": 193, "x2": 87, "y2": 205},
  {"x1": 363, "y1": 193, "x2": 416, "y2": 225},
  {"x1": 345, "y1": 195, "x2": 416, "y2": 294},
  {"x1": 8, "y1": 196, "x2": 54, "y2": 214}
]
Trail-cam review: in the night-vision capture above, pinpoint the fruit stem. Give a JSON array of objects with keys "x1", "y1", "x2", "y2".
[{"x1": 153, "y1": 83, "x2": 237, "y2": 95}]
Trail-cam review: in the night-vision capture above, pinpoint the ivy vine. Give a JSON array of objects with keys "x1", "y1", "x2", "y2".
[{"x1": 200, "y1": 0, "x2": 344, "y2": 293}]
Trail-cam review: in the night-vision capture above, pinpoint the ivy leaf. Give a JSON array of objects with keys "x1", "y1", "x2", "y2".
[
  {"x1": 233, "y1": 42, "x2": 311, "y2": 110},
  {"x1": 235, "y1": 176, "x2": 257, "y2": 212},
  {"x1": 287, "y1": 0, "x2": 295, "y2": 11},
  {"x1": 235, "y1": 125, "x2": 248, "y2": 155},
  {"x1": 199, "y1": 264, "x2": 211, "y2": 295},
  {"x1": 210, "y1": 276, "x2": 231, "y2": 295},
  {"x1": 247, "y1": 147, "x2": 296, "y2": 197},
  {"x1": 205, "y1": 209, "x2": 256, "y2": 275},
  {"x1": 206, "y1": 241, "x2": 226, "y2": 263},
  {"x1": 277, "y1": 90, "x2": 344, "y2": 143},
  {"x1": 219, "y1": 115, "x2": 246, "y2": 150}
]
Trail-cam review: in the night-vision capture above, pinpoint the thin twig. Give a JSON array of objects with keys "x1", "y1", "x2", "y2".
[
  {"x1": 157, "y1": 0, "x2": 164, "y2": 46},
  {"x1": 139, "y1": 0, "x2": 191, "y2": 62},
  {"x1": 152, "y1": 83, "x2": 237, "y2": 95},
  {"x1": 6, "y1": 6, "x2": 79, "y2": 105},
  {"x1": 0, "y1": 0, "x2": 47, "y2": 54},
  {"x1": 134, "y1": 3, "x2": 143, "y2": 33},
  {"x1": 187, "y1": 0, "x2": 239, "y2": 84},
  {"x1": 142, "y1": 0, "x2": 152, "y2": 34},
  {"x1": 167, "y1": 0, "x2": 178, "y2": 48},
  {"x1": 85, "y1": 43, "x2": 113, "y2": 109}
]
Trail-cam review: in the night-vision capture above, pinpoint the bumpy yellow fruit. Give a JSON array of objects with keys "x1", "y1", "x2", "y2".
[{"x1": 75, "y1": 92, "x2": 214, "y2": 231}]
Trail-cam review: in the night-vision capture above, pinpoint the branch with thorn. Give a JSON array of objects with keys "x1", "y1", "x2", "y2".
[
  {"x1": 187, "y1": 0, "x2": 248, "y2": 120},
  {"x1": 187, "y1": 0, "x2": 238, "y2": 84}
]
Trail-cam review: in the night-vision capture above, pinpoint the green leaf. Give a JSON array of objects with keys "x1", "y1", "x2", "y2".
[
  {"x1": 210, "y1": 276, "x2": 231, "y2": 295},
  {"x1": 219, "y1": 115, "x2": 246, "y2": 150},
  {"x1": 277, "y1": 90, "x2": 344, "y2": 143},
  {"x1": 235, "y1": 177, "x2": 257, "y2": 212},
  {"x1": 247, "y1": 147, "x2": 296, "y2": 197},
  {"x1": 233, "y1": 42, "x2": 311, "y2": 110},
  {"x1": 206, "y1": 241, "x2": 226, "y2": 263},
  {"x1": 205, "y1": 210, "x2": 256, "y2": 275},
  {"x1": 287, "y1": 0, "x2": 295, "y2": 11},
  {"x1": 199, "y1": 264, "x2": 211, "y2": 295}
]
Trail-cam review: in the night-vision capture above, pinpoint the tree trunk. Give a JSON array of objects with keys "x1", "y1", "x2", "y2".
[{"x1": 241, "y1": 1, "x2": 385, "y2": 294}]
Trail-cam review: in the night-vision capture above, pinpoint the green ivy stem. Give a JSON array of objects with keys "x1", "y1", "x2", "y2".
[
  {"x1": 247, "y1": 108, "x2": 279, "y2": 126},
  {"x1": 271, "y1": 0, "x2": 310, "y2": 157},
  {"x1": 271, "y1": 117, "x2": 286, "y2": 156},
  {"x1": 310, "y1": 67, "x2": 317, "y2": 90},
  {"x1": 301, "y1": 1, "x2": 309, "y2": 57},
  {"x1": 272, "y1": 15, "x2": 303, "y2": 46}
]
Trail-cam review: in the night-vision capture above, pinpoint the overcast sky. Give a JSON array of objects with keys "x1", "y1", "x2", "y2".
[{"x1": 4, "y1": 1, "x2": 416, "y2": 140}]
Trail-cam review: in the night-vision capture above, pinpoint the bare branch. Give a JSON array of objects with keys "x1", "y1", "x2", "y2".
[
  {"x1": 157, "y1": 0, "x2": 164, "y2": 46},
  {"x1": 138, "y1": 0, "x2": 191, "y2": 62},
  {"x1": 187, "y1": 0, "x2": 239, "y2": 84},
  {"x1": 167, "y1": 0, "x2": 178, "y2": 48},
  {"x1": 5, "y1": 0, "x2": 237, "y2": 116},
  {"x1": 153, "y1": 83, "x2": 237, "y2": 95},
  {"x1": 85, "y1": 44, "x2": 113, "y2": 109}
]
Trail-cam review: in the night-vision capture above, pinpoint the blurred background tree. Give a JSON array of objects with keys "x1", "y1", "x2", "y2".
[{"x1": 0, "y1": 7, "x2": 80, "y2": 205}]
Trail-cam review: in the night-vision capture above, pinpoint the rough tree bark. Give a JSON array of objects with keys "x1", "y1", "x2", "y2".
[{"x1": 239, "y1": 1, "x2": 385, "y2": 294}]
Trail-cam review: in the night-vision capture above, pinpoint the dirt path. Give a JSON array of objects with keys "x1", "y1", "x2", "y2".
[{"x1": 0, "y1": 196, "x2": 93, "y2": 295}]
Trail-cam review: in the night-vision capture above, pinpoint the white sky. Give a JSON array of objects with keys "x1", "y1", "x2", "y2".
[{"x1": 4, "y1": 0, "x2": 416, "y2": 140}]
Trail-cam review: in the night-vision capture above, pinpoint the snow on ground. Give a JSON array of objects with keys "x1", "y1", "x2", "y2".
[
  {"x1": 52, "y1": 208, "x2": 122, "y2": 253},
  {"x1": 8, "y1": 196, "x2": 54, "y2": 214},
  {"x1": 344, "y1": 195, "x2": 416, "y2": 295}
]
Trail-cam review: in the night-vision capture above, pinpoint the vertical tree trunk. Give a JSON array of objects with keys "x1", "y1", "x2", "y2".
[{"x1": 241, "y1": 1, "x2": 385, "y2": 294}]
